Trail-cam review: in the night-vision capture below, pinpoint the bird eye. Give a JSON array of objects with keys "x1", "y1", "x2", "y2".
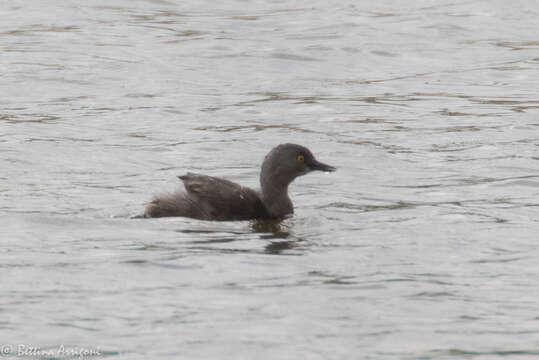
[{"x1": 296, "y1": 155, "x2": 304, "y2": 163}]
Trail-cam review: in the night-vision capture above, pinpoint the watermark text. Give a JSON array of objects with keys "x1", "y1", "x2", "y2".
[{"x1": 1, "y1": 344, "x2": 102, "y2": 359}]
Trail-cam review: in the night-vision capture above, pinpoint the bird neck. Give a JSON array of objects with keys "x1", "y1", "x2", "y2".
[{"x1": 260, "y1": 176, "x2": 293, "y2": 218}]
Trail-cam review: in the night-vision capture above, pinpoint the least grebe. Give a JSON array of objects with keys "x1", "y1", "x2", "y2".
[{"x1": 145, "y1": 143, "x2": 335, "y2": 220}]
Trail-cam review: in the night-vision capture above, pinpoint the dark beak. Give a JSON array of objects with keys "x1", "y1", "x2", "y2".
[{"x1": 309, "y1": 159, "x2": 336, "y2": 172}]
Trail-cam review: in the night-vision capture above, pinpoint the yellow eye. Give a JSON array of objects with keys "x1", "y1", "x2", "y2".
[{"x1": 296, "y1": 155, "x2": 304, "y2": 163}]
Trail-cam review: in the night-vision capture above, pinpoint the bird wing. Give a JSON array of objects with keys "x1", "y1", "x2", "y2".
[
  {"x1": 179, "y1": 172, "x2": 243, "y2": 196},
  {"x1": 178, "y1": 173, "x2": 268, "y2": 220}
]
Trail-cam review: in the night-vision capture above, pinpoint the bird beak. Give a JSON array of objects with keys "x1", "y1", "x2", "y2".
[{"x1": 309, "y1": 159, "x2": 336, "y2": 172}]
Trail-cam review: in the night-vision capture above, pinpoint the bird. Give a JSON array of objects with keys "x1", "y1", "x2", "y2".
[{"x1": 144, "y1": 143, "x2": 336, "y2": 221}]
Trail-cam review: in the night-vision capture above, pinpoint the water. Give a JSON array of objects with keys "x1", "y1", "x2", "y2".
[{"x1": 1, "y1": 0, "x2": 539, "y2": 359}]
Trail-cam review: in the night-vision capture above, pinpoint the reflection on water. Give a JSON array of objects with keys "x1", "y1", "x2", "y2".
[
  {"x1": 250, "y1": 219, "x2": 289, "y2": 237},
  {"x1": 173, "y1": 219, "x2": 301, "y2": 255},
  {"x1": 263, "y1": 240, "x2": 300, "y2": 255},
  {"x1": 1, "y1": 0, "x2": 539, "y2": 359},
  {"x1": 251, "y1": 220, "x2": 302, "y2": 255}
]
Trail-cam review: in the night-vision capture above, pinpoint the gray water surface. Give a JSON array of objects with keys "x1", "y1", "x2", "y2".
[{"x1": 1, "y1": 0, "x2": 539, "y2": 359}]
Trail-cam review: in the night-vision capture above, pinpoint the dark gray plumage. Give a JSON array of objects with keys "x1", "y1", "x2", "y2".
[{"x1": 145, "y1": 143, "x2": 335, "y2": 221}]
